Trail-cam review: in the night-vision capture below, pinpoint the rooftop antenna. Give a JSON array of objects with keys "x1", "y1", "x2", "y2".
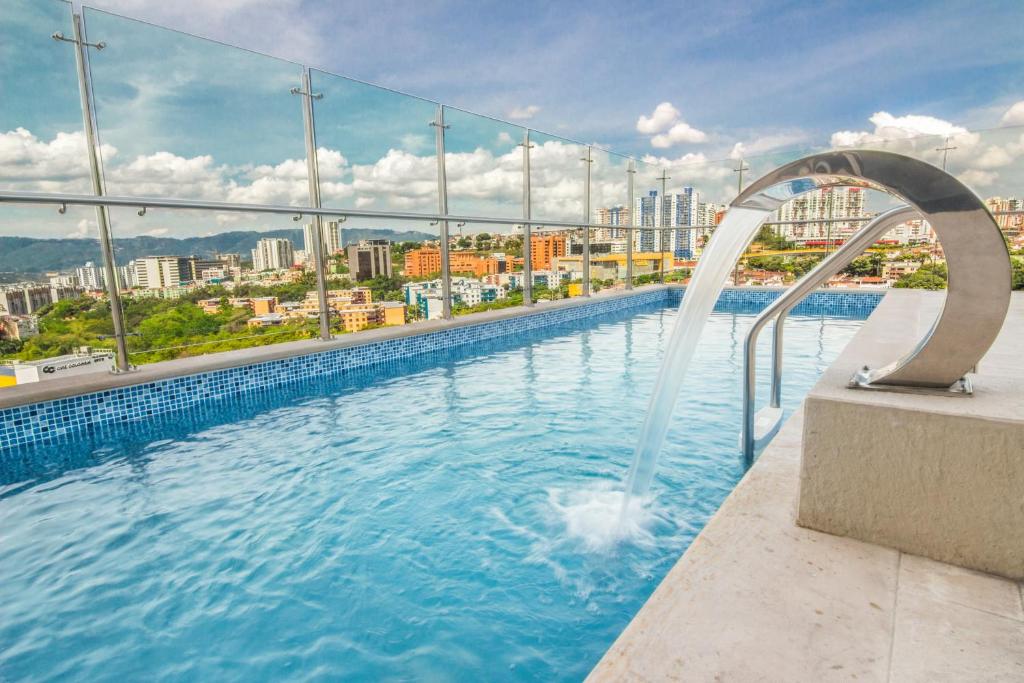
[{"x1": 935, "y1": 137, "x2": 957, "y2": 170}]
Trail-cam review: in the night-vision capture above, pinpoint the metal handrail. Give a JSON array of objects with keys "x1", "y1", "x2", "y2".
[
  {"x1": 0, "y1": 189, "x2": 685, "y2": 233},
  {"x1": 741, "y1": 206, "x2": 919, "y2": 466}
]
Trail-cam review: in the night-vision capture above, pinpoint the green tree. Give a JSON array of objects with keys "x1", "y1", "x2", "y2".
[
  {"x1": 1012, "y1": 258, "x2": 1024, "y2": 290},
  {"x1": 894, "y1": 263, "x2": 948, "y2": 290}
]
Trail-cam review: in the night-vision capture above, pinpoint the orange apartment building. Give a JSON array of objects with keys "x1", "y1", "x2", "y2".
[
  {"x1": 530, "y1": 235, "x2": 567, "y2": 270},
  {"x1": 404, "y1": 248, "x2": 443, "y2": 277},
  {"x1": 334, "y1": 302, "x2": 406, "y2": 332},
  {"x1": 199, "y1": 296, "x2": 278, "y2": 315},
  {"x1": 404, "y1": 248, "x2": 505, "y2": 277}
]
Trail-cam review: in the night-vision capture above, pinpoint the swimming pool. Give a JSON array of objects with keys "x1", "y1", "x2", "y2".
[{"x1": 0, "y1": 294, "x2": 870, "y2": 681}]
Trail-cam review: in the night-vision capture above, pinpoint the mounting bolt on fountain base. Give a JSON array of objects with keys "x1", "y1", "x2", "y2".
[{"x1": 848, "y1": 365, "x2": 973, "y2": 397}]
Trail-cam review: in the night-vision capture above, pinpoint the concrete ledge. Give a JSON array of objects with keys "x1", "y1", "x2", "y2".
[
  {"x1": 798, "y1": 290, "x2": 1024, "y2": 579},
  {"x1": 0, "y1": 285, "x2": 669, "y2": 411},
  {"x1": 589, "y1": 415, "x2": 1023, "y2": 682}
]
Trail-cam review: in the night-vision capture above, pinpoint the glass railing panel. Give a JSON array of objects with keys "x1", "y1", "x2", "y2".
[
  {"x1": 81, "y1": 7, "x2": 307, "y2": 203},
  {"x1": 529, "y1": 132, "x2": 585, "y2": 224},
  {"x1": 101, "y1": 207, "x2": 441, "y2": 363},
  {"x1": 311, "y1": 70, "x2": 439, "y2": 216},
  {"x1": 439, "y1": 107, "x2": 525, "y2": 311},
  {"x1": 337, "y1": 219, "x2": 437, "y2": 330},
  {"x1": 526, "y1": 226, "x2": 571, "y2": 302},
  {"x1": 0, "y1": 0, "x2": 88, "y2": 194},
  {"x1": 104, "y1": 207, "x2": 320, "y2": 363},
  {"x1": 0, "y1": 205, "x2": 118, "y2": 391},
  {"x1": 443, "y1": 106, "x2": 524, "y2": 221},
  {"x1": 629, "y1": 158, "x2": 671, "y2": 286},
  {"x1": 589, "y1": 149, "x2": 631, "y2": 290}
]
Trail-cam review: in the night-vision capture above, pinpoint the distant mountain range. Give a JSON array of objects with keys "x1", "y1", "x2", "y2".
[{"x1": 0, "y1": 227, "x2": 435, "y2": 281}]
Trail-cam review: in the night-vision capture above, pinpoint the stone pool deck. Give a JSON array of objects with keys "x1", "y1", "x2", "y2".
[{"x1": 589, "y1": 291, "x2": 1024, "y2": 682}]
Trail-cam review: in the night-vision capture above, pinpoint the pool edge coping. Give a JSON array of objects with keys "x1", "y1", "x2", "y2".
[{"x1": 0, "y1": 286, "x2": 674, "y2": 412}]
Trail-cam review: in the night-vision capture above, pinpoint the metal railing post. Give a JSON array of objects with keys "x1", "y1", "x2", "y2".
[
  {"x1": 521, "y1": 131, "x2": 534, "y2": 306},
  {"x1": 292, "y1": 69, "x2": 331, "y2": 341},
  {"x1": 61, "y1": 13, "x2": 131, "y2": 372},
  {"x1": 626, "y1": 160, "x2": 635, "y2": 288},
  {"x1": 581, "y1": 146, "x2": 593, "y2": 296},
  {"x1": 658, "y1": 168, "x2": 671, "y2": 284},
  {"x1": 431, "y1": 105, "x2": 453, "y2": 319}
]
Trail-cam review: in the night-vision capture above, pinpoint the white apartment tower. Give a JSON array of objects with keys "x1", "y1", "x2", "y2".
[
  {"x1": 251, "y1": 238, "x2": 295, "y2": 272},
  {"x1": 773, "y1": 187, "x2": 866, "y2": 244},
  {"x1": 133, "y1": 256, "x2": 187, "y2": 290},
  {"x1": 303, "y1": 220, "x2": 343, "y2": 266}
]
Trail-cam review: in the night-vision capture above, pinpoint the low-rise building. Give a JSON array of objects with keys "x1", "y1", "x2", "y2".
[
  {"x1": 9, "y1": 348, "x2": 114, "y2": 385},
  {"x1": 0, "y1": 283, "x2": 83, "y2": 316},
  {"x1": 881, "y1": 260, "x2": 921, "y2": 281}
]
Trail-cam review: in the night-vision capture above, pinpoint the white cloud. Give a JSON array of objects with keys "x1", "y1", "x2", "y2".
[
  {"x1": 972, "y1": 145, "x2": 1014, "y2": 169},
  {"x1": 729, "y1": 132, "x2": 809, "y2": 160},
  {"x1": 636, "y1": 102, "x2": 680, "y2": 134},
  {"x1": 651, "y1": 122, "x2": 708, "y2": 147},
  {"x1": 0, "y1": 128, "x2": 115, "y2": 192},
  {"x1": 67, "y1": 219, "x2": 94, "y2": 239},
  {"x1": 830, "y1": 111, "x2": 978, "y2": 148},
  {"x1": 1001, "y1": 101, "x2": 1024, "y2": 126},
  {"x1": 958, "y1": 168, "x2": 998, "y2": 188},
  {"x1": 637, "y1": 102, "x2": 707, "y2": 149},
  {"x1": 508, "y1": 105, "x2": 540, "y2": 120}
]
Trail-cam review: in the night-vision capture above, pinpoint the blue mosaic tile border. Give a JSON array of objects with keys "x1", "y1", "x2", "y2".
[{"x1": 0, "y1": 288, "x2": 882, "y2": 453}]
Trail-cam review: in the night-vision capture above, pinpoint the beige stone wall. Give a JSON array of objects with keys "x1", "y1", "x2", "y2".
[
  {"x1": 798, "y1": 397, "x2": 1024, "y2": 579},
  {"x1": 797, "y1": 290, "x2": 1024, "y2": 580}
]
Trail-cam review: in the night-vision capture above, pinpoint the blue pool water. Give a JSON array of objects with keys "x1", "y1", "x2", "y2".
[{"x1": 0, "y1": 300, "x2": 866, "y2": 681}]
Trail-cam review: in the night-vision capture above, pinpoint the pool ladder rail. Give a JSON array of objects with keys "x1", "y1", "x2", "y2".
[{"x1": 739, "y1": 206, "x2": 918, "y2": 465}]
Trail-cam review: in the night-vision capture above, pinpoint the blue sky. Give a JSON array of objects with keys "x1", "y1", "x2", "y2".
[
  {"x1": 2, "y1": 0, "x2": 1024, "y2": 238},
  {"x1": 75, "y1": 0, "x2": 1024, "y2": 153}
]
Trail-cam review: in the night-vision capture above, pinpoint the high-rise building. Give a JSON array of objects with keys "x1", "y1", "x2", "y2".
[
  {"x1": 216, "y1": 253, "x2": 242, "y2": 269},
  {"x1": 594, "y1": 206, "x2": 631, "y2": 239},
  {"x1": 772, "y1": 187, "x2": 865, "y2": 244},
  {"x1": 986, "y1": 197, "x2": 1024, "y2": 234},
  {"x1": 251, "y1": 239, "x2": 295, "y2": 272},
  {"x1": 75, "y1": 262, "x2": 105, "y2": 290},
  {"x1": 530, "y1": 235, "x2": 567, "y2": 270},
  {"x1": 133, "y1": 256, "x2": 190, "y2": 290},
  {"x1": 633, "y1": 191, "x2": 660, "y2": 252},
  {"x1": 183, "y1": 256, "x2": 223, "y2": 282},
  {"x1": 303, "y1": 221, "x2": 343, "y2": 266},
  {"x1": 347, "y1": 240, "x2": 393, "y2": 281}
]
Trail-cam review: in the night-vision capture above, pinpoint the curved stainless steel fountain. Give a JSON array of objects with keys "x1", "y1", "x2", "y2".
[
  {"x1": 621, "y1": 149, "x2": 1010, "y2": 505},
  {"x1": 734, "y1": 150, "x2": 1011, "y2": 391}
]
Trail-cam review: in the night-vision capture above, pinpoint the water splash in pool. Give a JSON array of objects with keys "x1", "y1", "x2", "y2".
[
  {"x1": 621, "y1": 206, "x2": 769, "y2": 511},
  {"x1": 550, "y1": 483, "x2": 657, "y2": 553}
]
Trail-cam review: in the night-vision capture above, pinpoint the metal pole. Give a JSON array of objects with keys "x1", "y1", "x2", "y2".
[
  {"x1": 431, "y1": 105, "x2": 452, "y2": 319},
  {"x1": 733, "y1": 159, "x2": 749, "y2": 287},
  {"x1": 626, "y1": 160, "x2": 635, "y2": 289},
  {"x1": 521, "y1": 131, "x2": 533, "y2": 306},
  {"x1": 63, "y1": 14, "x2": 130, "y2": 372},
  {"x1": 292, "y1": 69, "x2": 331, "y2": 340},
  {"x1": 581, "y1": 146, "x2": 592, "y2": 296},
  {"x1": 658, "y1": 169, "x2": 670, "y2": 284}
]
